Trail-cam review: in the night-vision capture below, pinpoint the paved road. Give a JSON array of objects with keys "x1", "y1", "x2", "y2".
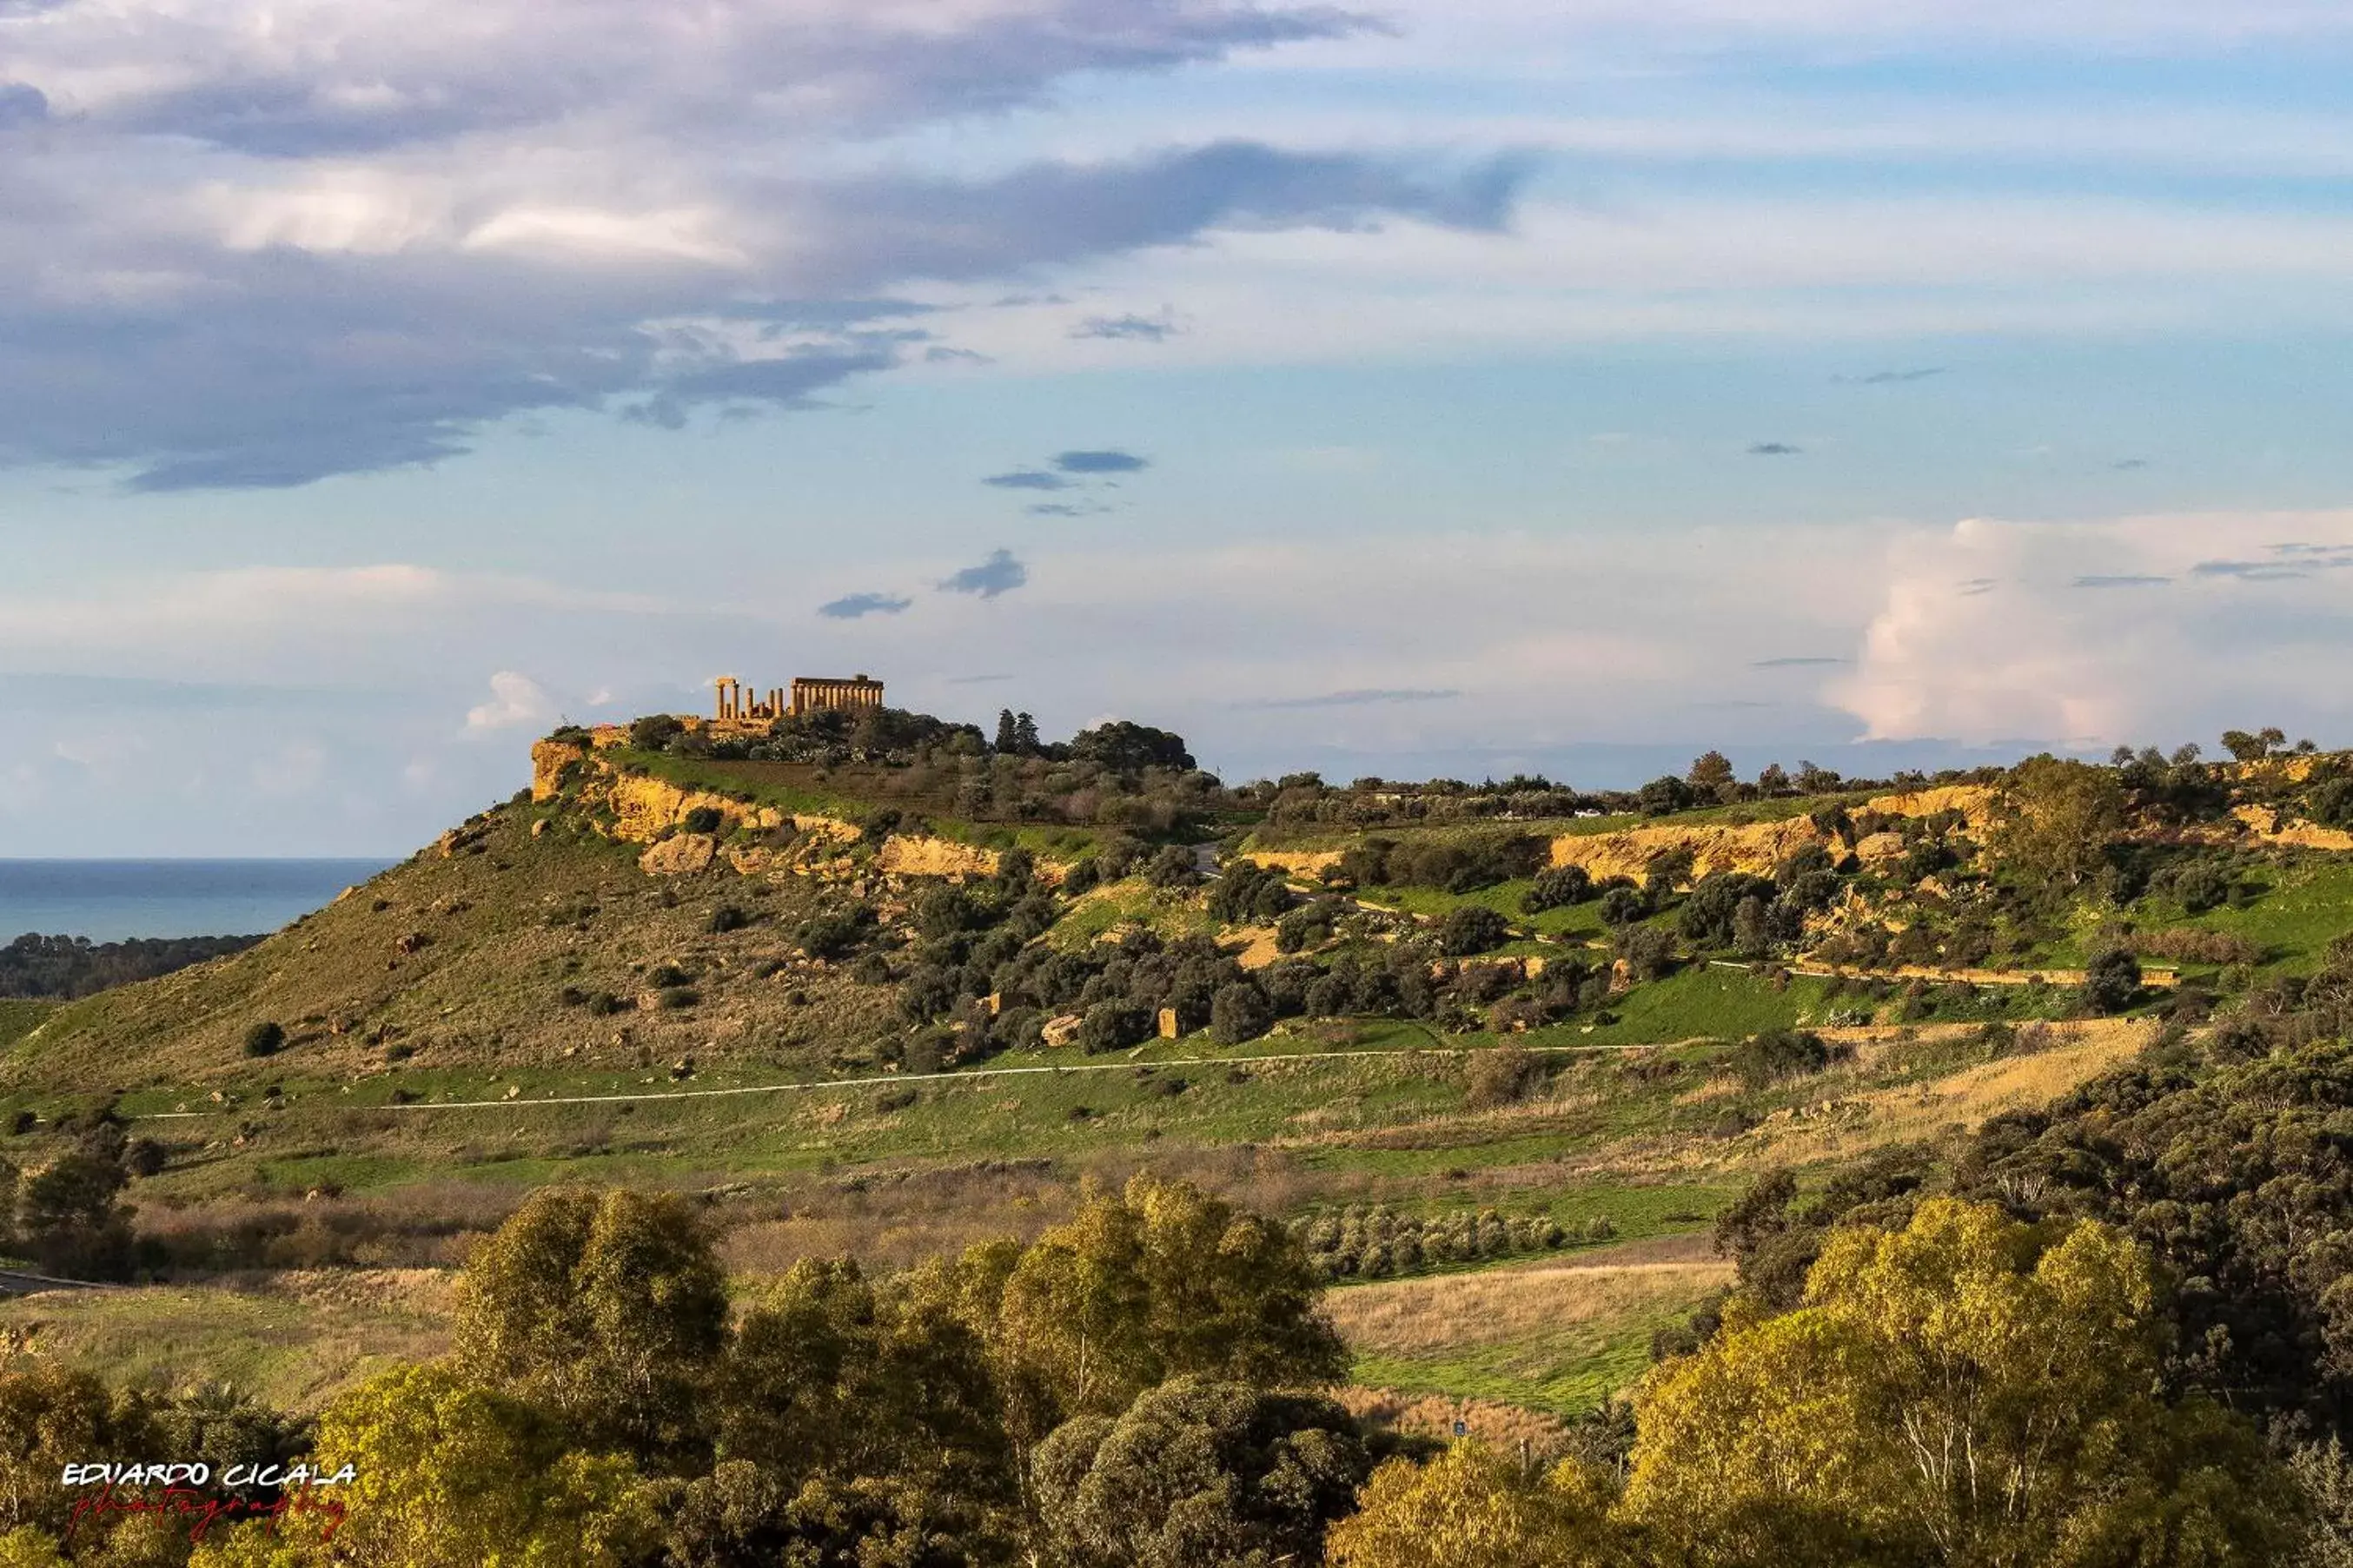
[{"x1": 0, "y1": 1267, "x2": 113, "y2": 1294}]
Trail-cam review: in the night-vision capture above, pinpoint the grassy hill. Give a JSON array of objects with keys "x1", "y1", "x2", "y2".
[{"x1": 6, "y1": 730, "x2": 2352, "y2": 1424}]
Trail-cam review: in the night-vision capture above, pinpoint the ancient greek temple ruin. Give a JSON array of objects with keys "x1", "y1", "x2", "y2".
[{"x1": 713, "y1": 673, "x2": 885, "y2": 726}]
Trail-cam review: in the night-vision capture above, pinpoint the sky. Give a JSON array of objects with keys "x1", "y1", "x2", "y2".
[{"x1": 4, "y1": 0, "x2": 2353, "y2": 855}]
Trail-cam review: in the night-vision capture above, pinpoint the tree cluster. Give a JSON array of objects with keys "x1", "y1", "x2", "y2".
[{"x1": 0, "y1": 933, "x2": 262, "y2": 1001}]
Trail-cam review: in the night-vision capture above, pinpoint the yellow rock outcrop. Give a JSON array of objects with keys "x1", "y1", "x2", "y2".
[
  {"x1": 1865, "y1": 784, "x2": 1995, "y2": 826},
  {"x1": 1243, "y1": 849, "x2": 1344, "y2": 877},
  {"x1": 530, "y1": 738, "x2": 589, "y2": 802},
  {"x1": 1545, "y1": 816, "x2": 1828, "y2": 884},
  {"x1": 640, "y1": 834, "x2": 718, "y2": 876},
  {"x1": 2230, "y1": 804, "x2": 2353, "y2": 852},
  {"x1": 878, "y1": 836, "x2": 1001, "y2": 878}
]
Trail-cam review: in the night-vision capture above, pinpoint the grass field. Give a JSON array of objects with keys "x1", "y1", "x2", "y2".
[
  {"x1": 0, "y1": 1270, "x2": 453, "y2": 1412},
  {"x1": 1330, "y1": 1237, "x2": 1733, "y2": 1413},
  {"x1": 0, "y1": 1001, "x2": 50, "y2": 1050}
]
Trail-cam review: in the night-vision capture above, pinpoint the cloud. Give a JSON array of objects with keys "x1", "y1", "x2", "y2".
[
  {"x1": 1071, "y1": 310, "x2": 1182, "y2": 342},
  {"x1": 984, "y1": 469, "x2": 1070, "y2": 491},
  {"x1": 1831, "y1": 510, "x2": 2353, "y2": 746},
  {"x1": 0, "y1": 84, "x2": 45, "y2": 129},
  {"x1": 1054, "y1": 449, "x2": 1151, "y2": 473},
  {"x1": 939, "y1": 549, "x2": 1029, "y2": 599},
  {"x1": 818, "y1": 592, "x2": 913, "y2": 619},
  {"x1": 465, "y1": 670, "x2": 556, "y2": 731},
  {"x1": 0, "y1": 0, "x2": 1532, "y2": 488},
  {"x1": 1243, "y1": 688, "x2": 1462, "y2": 709},
  {"x1": 2113, "y1": 458, "x2": 2152, "y2": 470},
  {"x1": 2190, "y1": 559, "x2": 2313, "y2": 580},
  {"x1": 1848, "y1": 367, "x2": 1945, "y2": 385},
  {"x1": 1747, "y1": 442, "x2": 1802, "y2": 456},
  {"x1": 1751, "y1": 656, "x2": 1846, "y2": 668},
  {"x1": 1026, "y1": 502, "x2": 1107, "y2": 517}
]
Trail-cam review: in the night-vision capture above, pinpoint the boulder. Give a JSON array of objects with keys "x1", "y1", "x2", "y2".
[{"x1": 640, "y1": 833, "x2": 718, "y2": 876}]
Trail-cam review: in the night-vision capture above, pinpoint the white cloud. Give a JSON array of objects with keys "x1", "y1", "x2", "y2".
[
  {"x1": 1832, "y1": 510, "x2": 2353, "y2": 745},
  {"x1": 3, "y1": 511, "x2": 2352, "y2": 851},
  {"x1": 465, "y1": 671, "x2": 558, "y2": 732}
]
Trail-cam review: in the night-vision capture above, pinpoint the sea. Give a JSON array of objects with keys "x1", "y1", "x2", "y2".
[{"x1": 0, "y1": 860, "x2": 394, "y2": 943}]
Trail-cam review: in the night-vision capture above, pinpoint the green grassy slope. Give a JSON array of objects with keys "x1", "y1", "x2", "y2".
[{"x1": 3, "y1": 799, "x2": 888, "y2": 1094}]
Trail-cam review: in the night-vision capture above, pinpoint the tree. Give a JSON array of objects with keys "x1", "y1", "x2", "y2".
[
  {"x1": 671, "y1": 1259, "x2": 1014, "y2": 1567},
  {"x1": 1079, "y1": 1001, "x2": 1156, "y2": 1053},
  {"x1": 1013, "y1": 712, "x2": 1041, "y2": 752},
  {"x1": 1210, "y1": 983, "x2": 1273, "y2": 1046},
  {"x1": 2080, "y1": 949, "x2": 2142, "y2": 1016},
  {"x1": 1070, "y1": 722, "x2": 1195, "y2": 773},
  {"x1": 14, "y1": 1147, "x2": 134, "y2": 1280},
  {"x1": 1143, "y1": 844, "x2": 1200, "y2": 889},
  {"x1": 1795, "y1": 760, "x2": 1843, "y2": 793},
  {"x1": 627, "y1": 713, "x2": 685, "y2": 751},
  {"x1": 1440, "y1": 906, "x2": 1511, "y2": 956},
  {"x1": 1687, "y1": 751, "x2": 1737, "y2": 797},
  {"x1": 192, "y1": 1364, "x2": 660, "y2": 1568},
  {"x1": 995, "y1": 709, "x2": 1019, "y2": 752},
  {"x1": 1597, "y1": 886, "x2": 1648, "y2": 929},
  {"x1": 1034, "y1": 1378, "x2": 1369, "y2": 1568},
  {"x1": 451, "y1": 1187, "x2": 730, "y2": 1467},
  {"x1": 1523, "y1": 866, "x2": 1594, "y2": 914},
  {"x1": 0, "y1": 1369, "x2": 156, "y2": 1544},
  {"x1": 1986, "y1": 756, "x2": 2124, "y2": 890},
  {"x1": 1638, "y1": 777, "x2": 1693, "y2": 817},
  {"x1": 1329, "y1": 1442, "x2": 1634, "y2": 1568},
  {"x1": 977, "y1": 1176, "x2": 1345, "y2": 1432},
  {"x1": 1624, "y1": 1198, "x2": 2302, "y2": 1567},
  {"x1": 241, "y1": 1020, "x2": 285, "y2": 1058}
]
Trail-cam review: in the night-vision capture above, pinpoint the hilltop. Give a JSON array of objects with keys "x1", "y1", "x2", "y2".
[{"x1": 2, "y1": 712, "x2": 2350, "y2": 1426}]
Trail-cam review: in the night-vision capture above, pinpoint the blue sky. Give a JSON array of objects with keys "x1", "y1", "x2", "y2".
[{"x1": 3, "y1": 0, "x2": 2353, "y2": 853}]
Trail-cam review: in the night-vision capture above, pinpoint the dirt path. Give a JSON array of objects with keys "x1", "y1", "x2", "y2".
[{"x1": 128, "y1": 1037, "x2": 1669, "y2": 1121}]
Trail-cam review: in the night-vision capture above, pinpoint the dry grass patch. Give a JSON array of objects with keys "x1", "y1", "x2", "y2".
[
  {"x1": 1733, "y1": 1019, "x2": 2152, "y2": 1168},
  {"x1": 0, "y1": 1270, "x2": 455, "y2": 1413},
  {"x1": 1329, "y1": 1256, "x2": 1733, "y2": 1358},
  {"x1": 1326, "y1": 1240, "x2": 1733, "y2": 1413}
]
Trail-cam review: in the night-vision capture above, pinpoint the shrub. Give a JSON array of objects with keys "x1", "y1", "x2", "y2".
[
  {"x1": 627, "y1": 713, "x2": 685, "y2": 750},
  {"x1": 796, "y1": 910, "x2": 872, "y2": 959},
  {"x1": 2081, "y1": 949, "x2": 2143, "y2": 1016},
  {"x1": 851, "y1": 952, "x2": 892, "y2": 985},
  {"x1": 1079, "y1": 1001, "x2": 1155, "y2": 1053},
  {"x1": 1727, "y1": 1028, "x2": 1832, "y2": 1090},
  {"x1": 680, "y1": 805, "x2": 724, "y2": 835},
  {"x1": 1440, "y1": 906, "x2": 1512, "y2": 956},
  {"x1": 1521, "y1": 865, "x2": 1594, "y2": 914},
  {"x1": 1210, "y1": 983, "x2": 1273, "y2": 1046},
  {"x1": 1465, "y1": 1046, "x2": 1541, "y2": 1109},
  {"x1": 1143, "y1": 844, "x2": 1201, "y2": 889},
  {"x1": 1597, "y1": 886, "x2": 1648, "y2": 928},
  {"x1": 706, "y1": 904, "x2": 750, "y2": 934},
  {"x1": 1613, "y1": 924, "x2": 1677, "y2": 982},
  {"x1": 656, "y1": 986, "x2": 701, "y2": 1009},
  {"x1": 242, "y1": 1020, "x2": 285, "y2": 1058}
]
